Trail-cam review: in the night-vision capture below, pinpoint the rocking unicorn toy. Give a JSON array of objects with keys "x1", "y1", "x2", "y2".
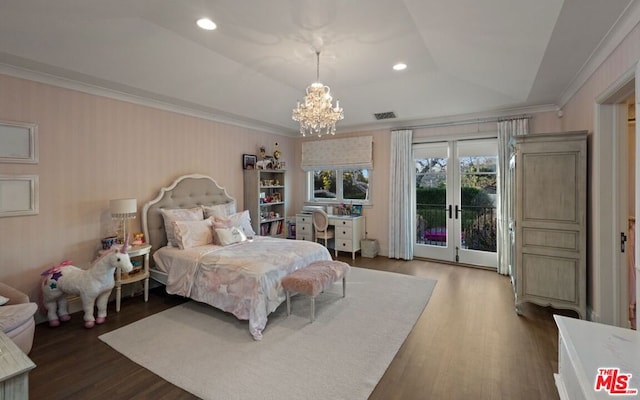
[{"x1": 41, "y1": 238, "x2": 134, "y2": 328}]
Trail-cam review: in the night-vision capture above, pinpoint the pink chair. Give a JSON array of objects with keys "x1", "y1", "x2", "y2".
[
  {"x1": 0, "y1": 282, "x2": 37, "y2": 354},
  {"x1": 312, "y1": 210, "x2": 335, "y2": 249}
]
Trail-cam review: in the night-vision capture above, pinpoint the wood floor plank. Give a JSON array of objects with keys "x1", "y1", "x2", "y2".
[{"x1": 27, "y1": 256, "x2": 567, "y2": 399}]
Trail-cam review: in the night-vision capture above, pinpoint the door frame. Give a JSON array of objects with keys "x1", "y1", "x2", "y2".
[
  {"x1": 413, "y1": 135, "x2": 498, "y2": 268},
  {"x1": 594, "y1": 63, "x2": 636, "y2": 326}
]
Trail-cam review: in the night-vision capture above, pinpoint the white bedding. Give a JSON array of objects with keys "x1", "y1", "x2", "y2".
[{"x1": 153, "y1": 236, "x2": 332, "y2": 340}]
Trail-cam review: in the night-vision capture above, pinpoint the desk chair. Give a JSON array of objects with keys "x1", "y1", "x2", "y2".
[{"x1": 312, "y1": 210, "x2": 334, "y2": 248}]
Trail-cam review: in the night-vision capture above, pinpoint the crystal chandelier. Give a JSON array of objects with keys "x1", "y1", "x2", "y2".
[{"x1": 292, "y1": 51, "x2": 344, "y2": 137}]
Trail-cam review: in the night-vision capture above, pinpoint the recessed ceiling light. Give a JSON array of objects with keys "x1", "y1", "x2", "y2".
[
  {"x1": 393, "y1": 63, "x2": 407, "y2": 71},
  {"x1": 197, "y1": 18, "x2": 217, "y2": 31}
]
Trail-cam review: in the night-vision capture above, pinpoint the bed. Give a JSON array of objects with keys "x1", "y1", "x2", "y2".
[{"x1": 141, "y1": 174, "x2": 332, "y2": 340}]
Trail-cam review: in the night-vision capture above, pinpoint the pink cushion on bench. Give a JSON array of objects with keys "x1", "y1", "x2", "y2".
[{"x1": 282, "y1": 260, "x2": 350, "y2": 297}]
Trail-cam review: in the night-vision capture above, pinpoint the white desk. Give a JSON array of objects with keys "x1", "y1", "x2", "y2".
[
  {"x1": 296, "y1": 214, "x2": 365, "y2": 260},
  {"x1": 330, "y1": 215, "x2": 365, "y2": 259},
  {"x1": 554, "y1": 315, "x2": 640, "y2": 399}
]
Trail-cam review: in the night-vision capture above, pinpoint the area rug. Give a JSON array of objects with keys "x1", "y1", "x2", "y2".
[{"x1": 99, "y1": 267, "x2": 436, "y2": 400}]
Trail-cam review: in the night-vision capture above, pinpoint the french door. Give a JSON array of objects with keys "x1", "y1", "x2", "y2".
[{"x1": 413, "y1": 138, "x2": 498, "y2": 268}]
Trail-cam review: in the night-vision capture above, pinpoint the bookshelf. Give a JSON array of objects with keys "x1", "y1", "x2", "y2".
[{"x1": 244, "y1": 169, "x2": 286, "y2": 237}]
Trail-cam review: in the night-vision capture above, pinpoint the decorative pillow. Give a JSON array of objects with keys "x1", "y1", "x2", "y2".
[
  {"x1": 211, "y1": 210, "x2": 256, "y2": 241},
  {"x1": 173, "y1": 219, "x2": 213, "y2": 249},
  {"x1": 202, "y1": 201, "x2": 237, "y2": 219},
  {"x1": 214, "y1": 226, "x2": 247, "y2": 246},
  {"x1": 0, "y1": 295, "x2": 9, "y2": 306},
  {"x1": 160, "y1": 207, "x2": 204, "y2": 247}
]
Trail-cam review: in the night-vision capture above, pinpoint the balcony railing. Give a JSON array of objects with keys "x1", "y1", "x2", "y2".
[{"x1": 416, "y1": 203, "x2": 497, "y2": 252}]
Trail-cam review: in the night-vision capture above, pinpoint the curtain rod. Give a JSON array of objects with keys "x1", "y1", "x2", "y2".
[{"x1": 395, "y1": 114, "x2": 532, "y2": 130}]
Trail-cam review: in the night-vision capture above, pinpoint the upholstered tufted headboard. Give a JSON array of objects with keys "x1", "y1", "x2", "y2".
[{"x1": 141, "y1": 174, "x2": 236, "y2": 263}]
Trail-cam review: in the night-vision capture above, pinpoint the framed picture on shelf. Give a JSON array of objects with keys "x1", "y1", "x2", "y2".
[
  {"x1": 351, "y1": 204, "x2": 363, "y2": 216},
  {"x1": 243, "y1": 154, "x2": 257, "y2": 169}
]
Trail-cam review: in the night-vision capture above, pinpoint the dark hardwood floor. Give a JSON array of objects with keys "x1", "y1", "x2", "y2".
[{"x1": 27, "y1": 256, "x2": 570, "y2": 399}]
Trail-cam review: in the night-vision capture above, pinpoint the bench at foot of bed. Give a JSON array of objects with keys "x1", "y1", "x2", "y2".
[{"x1": 281, "y1": 260, "x2": 350, "y2": 322}]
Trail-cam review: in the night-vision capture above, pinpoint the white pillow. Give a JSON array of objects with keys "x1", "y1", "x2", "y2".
[
  {"x1": 160, "y1": 207, "x2": 204, "y2": 247},
  {"x1": 214, "y1": 226, "x2": 247, "y2": 246},
  {"x1": 0, "y1": 295, "x2": 9, "y2": 306},
  {"x1": 173, "y1": 219, "x2": 213, "y2": 249},
  {"x1": 202, "y1": 201, "x2": 237, "y2": 219},
  {"x1": 211, "y1": 210, "x2": 256, "y2": 241}
]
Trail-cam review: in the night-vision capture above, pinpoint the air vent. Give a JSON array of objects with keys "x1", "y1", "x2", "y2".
[{"x1": 374, "y1": 111, "x2": 396, "y2": 120}]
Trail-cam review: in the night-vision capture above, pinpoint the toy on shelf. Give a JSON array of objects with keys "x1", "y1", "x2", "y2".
[
  {"x1": 132, "y1": 232, "x2": 145, "y2": 245},
  {"x1": 40, "y1": 237, "x2": 134, "y2": 328}
]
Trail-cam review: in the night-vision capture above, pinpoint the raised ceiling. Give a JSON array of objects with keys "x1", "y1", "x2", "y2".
[{"x1": 0, "y1": 0, "x2": 635, "y2": 135}]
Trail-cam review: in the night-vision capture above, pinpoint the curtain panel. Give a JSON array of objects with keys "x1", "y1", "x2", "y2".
[
  {"x1": 301, "y1": 136, "x2": 373, "y2": 171},
  {"x1": 388, "y1": 129, "x2": 414, "y2": 260},
  {"x1": 496, "y1": 118, "x2": 528, "y2": 275}
]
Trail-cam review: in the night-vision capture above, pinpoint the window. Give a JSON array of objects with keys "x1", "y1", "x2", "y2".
[
  {"x1": 301, "y1": 136, "x2": 373, "y2": 204},
  {"x1": 308, "y1": 168, "x2": 370, "y2": 204}
]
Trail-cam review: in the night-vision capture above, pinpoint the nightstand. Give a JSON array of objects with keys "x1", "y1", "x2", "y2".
[
  {"x1": 115, "y1": 243, "x2": 151, "y2": 312},
  {"x1": 100, "y1": 243, "x2": 151, "y2": 312}
]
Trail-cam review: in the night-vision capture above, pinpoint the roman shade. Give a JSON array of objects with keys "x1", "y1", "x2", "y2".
[{"x1": 301, "y1": 136, "x2": 373, "y2": 171}]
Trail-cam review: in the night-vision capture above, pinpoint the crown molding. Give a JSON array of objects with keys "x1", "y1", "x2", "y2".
[
  {"x1": 341, "y1": 103, "x2": 559, "y2": 133},
  {"x1": 0, "y1": 63, "x2": 295, "y2": 137},
  {"x1": 558, "y1": 0, "x2": 640, "y2": 107}
]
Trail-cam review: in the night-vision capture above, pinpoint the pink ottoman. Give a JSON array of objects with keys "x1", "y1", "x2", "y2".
[{"x1": 281, "y1": 260, "x2": 350, "y2": 322}]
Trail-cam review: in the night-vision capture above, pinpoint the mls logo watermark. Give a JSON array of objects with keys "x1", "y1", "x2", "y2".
[{"x1": 595, "y1": 368, "x2": 638, "y2": 396}]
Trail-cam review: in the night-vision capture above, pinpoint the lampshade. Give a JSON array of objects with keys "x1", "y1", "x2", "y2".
[{"x1": 110, "y1": 198, "x2": 137, "y2": 219}]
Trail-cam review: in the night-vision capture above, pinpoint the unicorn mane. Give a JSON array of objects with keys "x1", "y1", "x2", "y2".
[{"x1": 93, "y1": 248, "x2": 118, "y2": 266}]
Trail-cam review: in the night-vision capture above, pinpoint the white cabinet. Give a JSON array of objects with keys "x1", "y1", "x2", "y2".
[
  {"x1": 244, "y1": 169, "x2": 286, "y2": 237},
  {"x1": 554, "y1": 315, "x2": 640, "y2": 399},
  {"x1": 0, "y1": 331, "x2": 35, "y2": 400},
  {"x1": 512, "y1": 132, "x2": 587, "y2": 318}
]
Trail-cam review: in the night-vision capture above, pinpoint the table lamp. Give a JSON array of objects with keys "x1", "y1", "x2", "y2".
[{"x1": 110, "y1": 198, "x2": 137, "y2": 244}]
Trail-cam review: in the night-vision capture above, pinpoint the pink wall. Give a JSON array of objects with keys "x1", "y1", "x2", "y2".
[
  {"x1": 0, "y1": 74, "x2": 295, "y2": 301},
  {"x1": 559, "y1": 20, "x2": 640, "y2": 323},
  {"x1": 1, "y1": 14, "x2": 635, "y2": 312},
  {"x1": 562, "y1": 23, "x2": 640, "y2": 133},
  {"x1": 291, "y1": 130, "x2": 391, "y2": 254},
  {"x1": 293, "y1": 111, "x2": 561, "y2": 258}
]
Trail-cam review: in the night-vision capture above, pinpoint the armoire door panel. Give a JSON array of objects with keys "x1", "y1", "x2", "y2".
[
  {"x1": 522, "y1": 228, "x2": 579, "y2": 252},
  {"x1": 521, "y1": 153, "x2": 579, "y2": 223},
  {"x1": 522, "y1": 253, "x2": 577, "y2": 302}
]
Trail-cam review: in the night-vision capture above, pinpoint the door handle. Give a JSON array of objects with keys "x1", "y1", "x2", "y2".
[
  {"x1": 455, "y1": 205, "x2": 461, "y2": 219},
  {"x1": 446, "y1": 204, "x2": 452, "y2": 219},
  {"x1": 621, "y1": 232, "x2": 628, "y2": 253}
]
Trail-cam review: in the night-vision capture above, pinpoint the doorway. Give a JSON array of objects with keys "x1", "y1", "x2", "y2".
[
  {"x1": 413, "y1": 138, "x2": 498, "y2": 268},
  {"x1": 595, "y1": 70, "x2": 636, "y2": 327}
]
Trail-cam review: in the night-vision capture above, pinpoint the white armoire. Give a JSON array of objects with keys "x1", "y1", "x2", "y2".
[{"x1": 510, "y1": 131, "x2": 588, "y2": 319}]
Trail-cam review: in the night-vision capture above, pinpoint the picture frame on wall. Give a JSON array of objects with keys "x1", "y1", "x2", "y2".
[
  {"x1": 0, "y1": 120, "x2": 38, "y2": 164},
  {"x1": 0, "y1": 175, "x2": 39, "y2": 217},
  {"x1": 243, "y1": 154, "x2": 257, "y2": 170}
]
